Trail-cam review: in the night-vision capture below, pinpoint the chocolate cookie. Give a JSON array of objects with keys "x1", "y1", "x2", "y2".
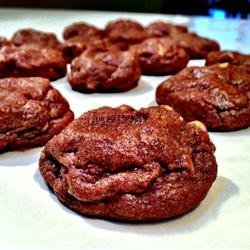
[
  {"x1": 11, "y1": 28, "x2": 61, "y2": 48},
  {"x1": 105, "y1": 19, "x2": 147, "y2": 50},
  {"x1": 62, "y1": 37, "x2": 117, "y2": 63},
  {"x1": 39, "y1": 105, "x2": 217, "y2": 222},
  {"x1": 146, "y1": 21, "x2": 188, "y2": 37},
  {"x1": 0, "y1": 44, "x2": 67, "y2": 80},
  {"x1": 63, "y1": 22, "x2": 103, "y2": 40},
  {"x1": 68, "y1": 45, "x2": 141, "y2": 93},
  {"x1": 62, "y1": 36, "x2": 91, "y2": 63},
  {"x1": 156, "y1": 63, "x2": 250, "y2": 131},
  {"x1": 0, "y1": 77, "x2": 74, "y2": 152},
  {"x1": 170, "y1": 32, "x2": 220, "y2": 59},
  {"x1": 131, "y1": 37, "x2": 189, "y2": 75},
  {"x1": 206, "y1": 51, "x2": 250, "y2": 71}
]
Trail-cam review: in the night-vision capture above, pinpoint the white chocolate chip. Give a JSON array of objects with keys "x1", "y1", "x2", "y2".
[
  {"x1": 86, "y1": 82, "x2": 97, "y2": 89},
  {"x1": 218, "y1": 62, "x2": 229, "y2": 68},
  {"x1": 120, "y1": 105, "x2": 130, "y2": 111},
  {"x1": 158, "y1": 44, "x2": 165, "y2": 57},
  {"x1": 163, "y1": 105, "x2": 173, "y2": 111},
  {"x1": 189, "y1": 120, "x2": 207, "y2": 131},
  {"x1": 179, "y1": 116, "x2": 184, "y2": 121}
]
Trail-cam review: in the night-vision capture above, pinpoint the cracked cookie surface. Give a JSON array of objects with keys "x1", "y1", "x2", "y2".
[
  {"x1": 63, "y1": 22, "x2": 103, "y2": 40},
  {"x1": 62, "y1": 37, "x2": 117, "y2": 63},
  {"x1": 0, "y1": 77, "x2": 74, "y2": 152},
  {"x1": 206, "y1": 51, "x2": 250, "y2": 71},
  {"x1": 0, "y1": 44, "x2": 67, "y2": 80},
  {"x1": 39, "y1": 105, "x2": 217, "y2": 221},
  {"x1": 11, "y1": 28, "x2": 62, "y2": 49},
  {"x1": 68, "y1": 45, "x2": 141, "y2": 93},
  {"x1": 169, "y1": 32, "x2": 220, "y2": 59},
  {"x1": 146, "y1": 21, "x2": 188, "y2": 37},
  {"x1": 156, "y1": 63, "x2": 250, "y2": 131},
  {"x1": 130, "y1": 37, "x2": 189, "y2": 75},
  {"x1": 105, "y1": 19, "x2": 147, "y2": 50}
]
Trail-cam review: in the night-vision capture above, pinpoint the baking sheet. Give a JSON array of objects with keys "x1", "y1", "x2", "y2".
[{"x1": 0, "y1": 8, "x2": 250, "y2": 250}]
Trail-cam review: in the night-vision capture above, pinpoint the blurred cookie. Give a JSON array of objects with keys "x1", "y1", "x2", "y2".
[
  {"x1": 62, "y1": 36, "x2": 91, "y2": 63},
  {"x1": 131, "y1": 37, "x2": 189, "y2": 75},
  {"x1": 39, "y1": 105, "x2": 217, "y2": 221},
  {"x1": 169, "y1": 32, "x2": 220, "y2": 59},
  {"x1": 63, "y1": 22, "x2": 103, "y2": 40},
  {"x1": 11, "y1": 28, "x2": 61, "y2": 48},
  {"x1": 206, "y1": 51, "x2": 250, "y2": 71},
  {"x1": 146, "y1": 21, "x2": 188, "y2": 37},
  {"x1": 156, "y1": 63, "x2": 250, "y2": 131},
  {"x1": 62, "y1": 37, "x2": 117, "y2": 63},
  {"x1": 0, "y1": 44, "x2": 67, "y2": 80},
  {"x1": 105, "y1": 19, "x2": 147, "y2": 50},
  {"x1": 0, "y1": 77, "x2": 74, "y2": 152},
  {"x1": 68, "y1": 44, "x2": 141, "y2": 93}
]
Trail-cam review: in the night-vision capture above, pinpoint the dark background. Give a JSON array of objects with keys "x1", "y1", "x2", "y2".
[{"x1": 0, "y1": 0, "x2": 249, "y2": 18}]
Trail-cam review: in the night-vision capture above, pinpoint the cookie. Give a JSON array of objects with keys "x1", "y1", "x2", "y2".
[
  {"x1": 170, "y1": 32, "x2": 220, "y2": 59},
  {"x1": 68, "y1": 44, "x2": 141, "y2": 93},
  {"x1": 146, "y1": 21, "x2": 188, "y2": 37},
  {"x1": 63, "y1": 22, "x2": 103, "y2": 40},
  {"x1": 0, "y1": 44, "x2": 67, "y2": 80},
  {"x1": 105, "y1": 19, "x2": 147, "y2": 50},
  {"x1": 62, "y1": 36, "x2": 91, "y2": 63},
  {"x1": 39, "y1": 105, "x2": 217, "y2": 222},
  {"x1": 62, "y1": 37, "x2": 117, "y2": 63},
  {"x1": 11, "y1": 28, "x2": 61, "y2": 48},
  {"x1": 130, "y1": 37, "x2": 189, "y2": 75},
  {"x1": 0, "y1": 77, "x2": 74, "y2": 152},
  {"x1": 156, "y1": 63, "x2": 250, "y2": 131},
  {"x1": 206, "y1": 51, "x2": 250, "y2": 71}
]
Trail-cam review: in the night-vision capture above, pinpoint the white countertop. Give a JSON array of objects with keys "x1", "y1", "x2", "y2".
[{"x1": 0, "y1": 8, "x2": 249, "y2": 250}]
